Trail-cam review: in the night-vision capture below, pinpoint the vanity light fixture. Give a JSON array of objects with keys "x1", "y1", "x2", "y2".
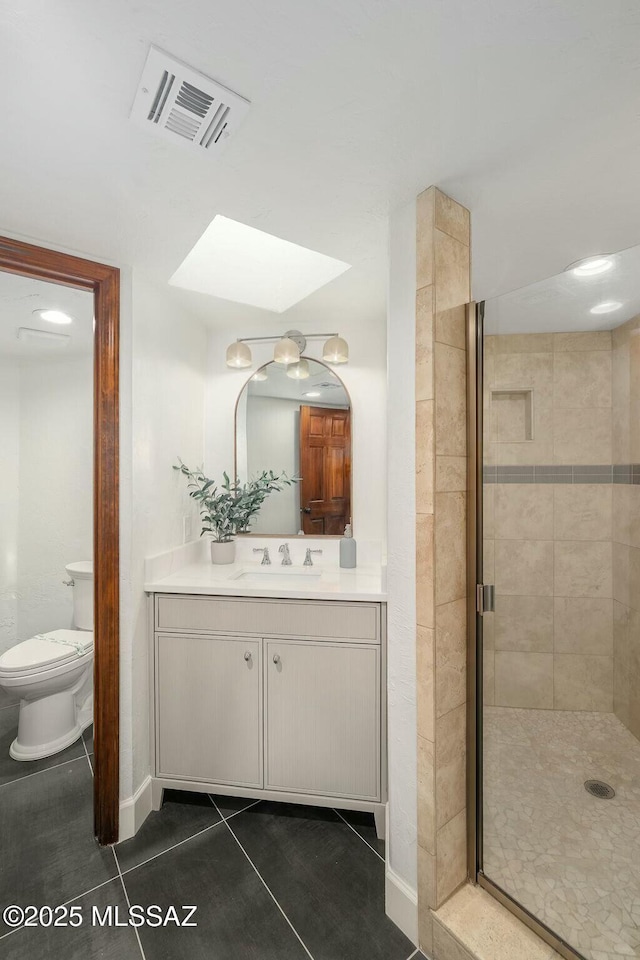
[
  {"x1": 565, "y1": 256, "x2": 614, "y2": 277},
  {"x1": 33, "y1": 308, "x2": 73, "y2": 325},
  {"x1": 251, "y1": 369, "x2": 268, "y2": 381},
  {"x1": 286, "y1": 359, "x2": 310, "y2": 380},
  {"x1": 225, "y1": 328, "x2": 350, "y2": 369},
  {"x1": 590, "y1": 300, "x2": 623, "y2": 315}
]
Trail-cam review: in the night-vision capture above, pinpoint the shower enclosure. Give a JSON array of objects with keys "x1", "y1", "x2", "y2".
[{"x1": 470, "y1": 247, "x2": 640, "y2": 960}]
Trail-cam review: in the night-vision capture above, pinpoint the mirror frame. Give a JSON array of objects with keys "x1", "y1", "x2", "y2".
[{"x1": 233, "y1": 355, "x2": 353, "y2": 537}]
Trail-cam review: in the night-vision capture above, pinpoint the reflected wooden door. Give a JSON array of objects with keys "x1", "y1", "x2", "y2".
[{"x1": 299, "y1": 405, "x2": 351, "y2": 535}]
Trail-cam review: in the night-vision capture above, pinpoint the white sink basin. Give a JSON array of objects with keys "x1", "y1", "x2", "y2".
[{"x1": 232, "y1": 569, "x2": 322, "y2": 581}]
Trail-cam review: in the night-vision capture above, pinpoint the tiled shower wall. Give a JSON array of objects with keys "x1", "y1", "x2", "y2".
[
  {"x1": 483, "y1": 331, "x2": 615, "y2": 712},
  {"x1": 612, "y1": 315, "x2": 640, "y2": 740}
]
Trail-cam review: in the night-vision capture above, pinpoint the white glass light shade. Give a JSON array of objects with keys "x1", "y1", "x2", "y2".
[
  {"x1": 251, "y1": 369, "x2": 268, "y2": 381},
  {"x1": 322, "y1": 335, "x2": 349, "y2": 363},
  {"x1": 286, "y1": 359, "x2": 310, "y2": 380},
  {"x1": 226, "y1": 340, "x2": 252, "y2": 368},
  {"x1": 273, "y1": 336, "x2": 300, "y2": 364}
]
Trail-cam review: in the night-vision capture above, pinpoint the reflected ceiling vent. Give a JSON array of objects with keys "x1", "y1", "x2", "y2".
[
  {"x1": 314, "y1": 381, "x2": 342, "y2": 390},
  {"x1": 17, "y1": 327, "x2": 70, "y2": 347},
  {"x1": 130, "y1": 46, "x2": 251, "y2": 154}
]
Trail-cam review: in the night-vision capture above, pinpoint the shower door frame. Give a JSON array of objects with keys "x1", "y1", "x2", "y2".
[
  {"x1": 0, "y1": 234, "x2": 120, "y2": 846},
  {"x1": 466, "y1": 302, "x2": 585, "y2": 960}
]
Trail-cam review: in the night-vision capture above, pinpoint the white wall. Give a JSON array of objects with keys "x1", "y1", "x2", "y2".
[
  {"x1": 0, "y1": 360, "x2": 19, "y2": 652},
  {"x1": 205, "y1": 315, "x2": 387, "y2": 546},
  {"x1": 127, "y1": 278, "x2": 208, "y2": 797},
  {"x1": 386, "y1": 199, "x2": 418, "y2": 892},
  {"x1": 16, "y1": 356, "x2": 93, "y2": 641},
  {"x1": 246, "y1": 395, "x2": 300, "y2": 534}
]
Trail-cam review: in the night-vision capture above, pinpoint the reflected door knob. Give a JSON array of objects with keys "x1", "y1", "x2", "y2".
[{"x1": 302, "y1": 507, "x2": 311, "y2": 514}]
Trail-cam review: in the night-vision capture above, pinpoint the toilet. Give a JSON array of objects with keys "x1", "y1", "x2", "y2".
[{"x1": 0, "y1": 561, "x2": 94, "y2": 761}]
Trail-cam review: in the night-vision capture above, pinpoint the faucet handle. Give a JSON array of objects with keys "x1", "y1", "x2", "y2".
[
  {"x1": 278, "y1": 543, "x2": 292, "y2": 565},
  {"x1": 303, "y1": 548, "x2": 323, "y2": 566},
  {"x1": 253, "y1": 547, "x2": 271, "y2": 565}
]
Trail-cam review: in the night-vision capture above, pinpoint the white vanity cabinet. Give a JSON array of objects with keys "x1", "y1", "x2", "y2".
[{"x1": 150, "y1": 594, "x2": 387, "y2": 833}]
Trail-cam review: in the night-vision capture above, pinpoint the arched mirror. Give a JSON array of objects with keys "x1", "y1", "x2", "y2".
[{"x1": 234, "y1": 358, "x2": 351, "y2": 536}]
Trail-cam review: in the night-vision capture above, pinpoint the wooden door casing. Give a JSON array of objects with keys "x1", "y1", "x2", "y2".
[{"x1": 299, "y1": 405, "x2": 351, "y2": 535}]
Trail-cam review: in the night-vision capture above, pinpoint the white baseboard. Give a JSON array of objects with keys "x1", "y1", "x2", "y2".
[
  {"x1": 119, "y1": 774, "x2": 153, "y2": 842},
  {"x1": 385, "y1": 865, "x2": 418, "y2": 946}
]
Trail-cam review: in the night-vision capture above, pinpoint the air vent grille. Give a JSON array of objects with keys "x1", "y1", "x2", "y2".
[{"x1": 131, "y1": 47, "x2": 250, "y2": 155}]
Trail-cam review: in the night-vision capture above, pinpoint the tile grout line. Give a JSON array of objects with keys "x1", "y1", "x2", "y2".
[
  {"x1": 406, "y1": 950, "x2": 420, "y2": 960},
  {"x1": 112, "y1": 847, "x2": 148, "y2": 960},
  {"x1": 0, "y1": 753, "x2": 86, "y2": 790},
  {"x1": 118, "y1": 798, "x2": 262, "y2": 879},
  {"x1": 82, "y1": 735, "x2": 93, "y2": 775},
  {"x1": 210, "y1": 797, "x2": 316, "y2": 960},
  {"x1": 332, "y1": 808, "x2": 385, "y2": 863}
]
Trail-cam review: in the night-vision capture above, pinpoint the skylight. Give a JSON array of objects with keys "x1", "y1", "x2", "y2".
[{"x1": 169, "y1": 215, "x2": 351, "y2": 313}]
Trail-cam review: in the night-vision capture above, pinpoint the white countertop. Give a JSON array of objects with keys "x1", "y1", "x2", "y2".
[{"x1": 144, "y1": 560, "x2": 386, "y2": 602}]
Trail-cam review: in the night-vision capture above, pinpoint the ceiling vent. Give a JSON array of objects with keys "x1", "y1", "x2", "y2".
[{"x1": 130, "y1": 46, "x2": 250, "y2": 154}]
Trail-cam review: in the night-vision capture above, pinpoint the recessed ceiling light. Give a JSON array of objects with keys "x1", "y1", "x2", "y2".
[
  {"x1": 303, "y1": 391, "x2": 321, "y2": 398},
  {"x1": 169, "y1": 215, "x2": 351, "y2": 313},
  {"x1": 565, "y1": 256, "x2": 614, "y2": 277},
  {"x1": 33, "y1": 309, "x2": 74, "y2": 325},
  {"x1": 590, "y1": 301, "x2": 623, "y2": 315}
]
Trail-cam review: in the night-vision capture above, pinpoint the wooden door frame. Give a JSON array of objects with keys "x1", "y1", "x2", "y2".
[{"x1": 0, "y1": 234, "x2": 120, "y2": 845}]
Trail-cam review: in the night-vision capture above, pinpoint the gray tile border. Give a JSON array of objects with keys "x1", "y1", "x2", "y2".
[{"x1": 484, "y1": 464, "x2": 640, "y2": 484}]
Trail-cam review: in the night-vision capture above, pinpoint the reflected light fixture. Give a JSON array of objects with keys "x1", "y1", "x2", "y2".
[
  {"x1": 303, "y1": 391, "x2": 321, "y2": 398},
  {"x1": 226, "y1": 340, "x2": 252, "y2": 368},
  {"x1": 590, "y1": 301, "x2": 623, "y2": 315},
  {"x1": 286, "y1": 359, "x2": 310, "y2": 380},
  {"x1": 251, "y1": 369, "x2": 268, "y2": 381},
  {"x1": 33, "y1": 308, "x2": 73, "y2": 325},
  {"x1": 322, "y1": 335, "x2": 349, "y2": 364},
  {"x1": 225, "y1": 328, "x2": 349, "y2": 369},
  {"x1": 566, "y1": 256, "x2": 614, "y2": 277}
]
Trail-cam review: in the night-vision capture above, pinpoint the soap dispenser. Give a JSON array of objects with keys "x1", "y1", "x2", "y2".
[{"x1": 339, "y1": 523, "x2": 357, "y2": 568}]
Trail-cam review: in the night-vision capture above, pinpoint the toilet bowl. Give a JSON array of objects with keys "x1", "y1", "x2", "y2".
[{"x1": 0, "y1": 561, "x2": 94, "y2": 761}]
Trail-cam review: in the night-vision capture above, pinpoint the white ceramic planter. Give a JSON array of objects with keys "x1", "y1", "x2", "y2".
[{"x1": 210, "y1": 540, "x2": 236, "y2": 565}]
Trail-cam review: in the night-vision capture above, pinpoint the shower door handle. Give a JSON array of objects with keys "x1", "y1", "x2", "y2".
[{"x1": 476, "y1": 583, "x2": 495, "y2": 615}]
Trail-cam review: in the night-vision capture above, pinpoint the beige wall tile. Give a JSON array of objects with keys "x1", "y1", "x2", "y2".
[
  {"x1": 416, "y1": 400, "x2": 434, "y2": 513},
  {"x1": 436, "y1": 599, "x2": 467, "y2": 718},
  {"x1": 553, "y1": 407, "x2": 612, "y2": 464},
  {"x1": 494, "y1": 651, "x2": 553, "y2": 708},
  {"x1": 553, "y1": 351, "x2": 612, "y2": 409},
  {"x1": 483, "y1": 486, "x2": 495, "y2": 539},
  {"x1": 436, "y1": 456, "x2": 467, "y2": 492},
  {"x1": 435, "y1": 343, "x2": 467, "y2": 457},
  {"x1": 435, "y1": 703, "x2": 466, "y2": 829},
  {"x1": 613, "y1": 486, "x2": 640, "y2": 549},
  {"x1": 416, "y1": 285, "x2": 434, "y2": 401},
  {"x1": 434, "y1": 230, "x2": 470, "y2": 313},
  {"x1": 554, "y1": 597, "x2": 613, "y2": 655},
  {"x1": 435, "y1": 492, "x2": 467, "y2": 605},
  {"x1": 483, "y1": 539, "x2": 495, "y2": 582},
  {"x1": 483, "y1": 610, "x2": 495, "y2": 651},
  {"x1": 434, "y1": 190, "x2": 470, "y2": 246},
  {"x1": 494, "y1": 334, "x2": 554, "y2": 354},
  {"x1": 613, "y1": 541, "x2": 630, "y2": 606},
  {"x1": 418, "y1": 846, "x2": 436, "y2": 947},
  {"x1": 495, "y1": 540, "x2": 554, "y2": 596},
  {"x1": 554, "y1": 540, "x2": 612, "y2": 598},
  {"x1": 417, "y1": 625, "x2": 435, "y2": 742},
  {"x1": 630, "y1": 546, "x2": 640, "y2": 613},
  {"x1": 416, "y1": 187, "x2": 434, "y2": 289},
  {"x1": 494, "y1": 484, "x2": 553, "y2": 540},
  {"x1": 553, "y1": 331, "x2": 612, "y2": 352},
  {"x1": 631, "y1": 401, "x2": 640, "y2": 461},
  {"x1": 483, "y1": 650, "x2": 495, "y2": 706},
  {"x1": 495, "y1": 595, "x2": 554, "y2": 652},
  {"x1": 629, "y1": 606, "x2": 640, "y2": 677},
  {"x1": 435, "y1": 305, "x2": 466, "y2": 350},
  {"x1": 554, "y1": 484, "x2": 612, "y2": 541},
  {"x1": 492, "y1": 351, "x2": 553, "y2": 395},
  {"x1": 418, "y1": 734, "x2": 436, "y2": 854},
  {"x1": 433, "y1": 919, "x2": 474, "y2": 960},
  {"x1": 491, "y1": 391, "x2": 532, "y2": 443},
  {"x1": 417, "y1": 514, "x2": 435, "y2": 628},
  {"x1": 436, "y1": 809, "x2": 467, "y2": 905},
  {"x1": 553, "y1": 654, "x2": 613, "y2": 711}
]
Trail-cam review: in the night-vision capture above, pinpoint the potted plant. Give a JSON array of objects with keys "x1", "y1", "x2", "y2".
[{"x1": 174, "y1": 460, "x2": 296, "y2": 564}]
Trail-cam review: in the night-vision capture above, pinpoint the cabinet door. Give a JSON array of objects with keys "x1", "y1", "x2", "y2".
[
  {"x1": 265, "y1": 640, "x2": 379, "y2": 800},
  {"x1": 156, "y1": 634, "x2": 262, "y2": 787}
]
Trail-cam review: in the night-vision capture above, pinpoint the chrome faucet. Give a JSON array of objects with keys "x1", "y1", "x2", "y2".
[
  {"x1": 303, "y1": 548, "x2": 322, "y2": 566},
  {"x1": 279, "y1": 543, "x2": 292, "y2": 565},
  {"x1": 253, "y1": 547, "x2": 271, "y2": 565}
]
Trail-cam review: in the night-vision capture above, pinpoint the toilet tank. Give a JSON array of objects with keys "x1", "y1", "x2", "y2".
[{"x1": 65, "y1": 561, "x2": 94, "y2": 631}]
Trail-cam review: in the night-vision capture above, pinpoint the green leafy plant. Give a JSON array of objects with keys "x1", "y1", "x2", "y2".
[{"x1": 174, "y1": 460, "x2": 297, "y2": 542}]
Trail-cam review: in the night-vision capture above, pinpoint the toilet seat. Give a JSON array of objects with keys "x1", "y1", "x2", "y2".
[{"x1": 0, "y1": 630, "x2": 94, "y2": 679}]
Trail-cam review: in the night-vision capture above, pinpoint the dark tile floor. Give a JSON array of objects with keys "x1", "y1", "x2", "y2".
[{"x1": 0, "y1": 704, "x2": 425, "y2": 960}]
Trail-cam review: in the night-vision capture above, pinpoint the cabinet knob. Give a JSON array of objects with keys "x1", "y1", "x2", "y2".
[
  {"x1": 244, "y1": 651, "x2": 252, "y2": 661},
  {"x1": 273, "y1": 654, "x2": 281, "y2": 664}
]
